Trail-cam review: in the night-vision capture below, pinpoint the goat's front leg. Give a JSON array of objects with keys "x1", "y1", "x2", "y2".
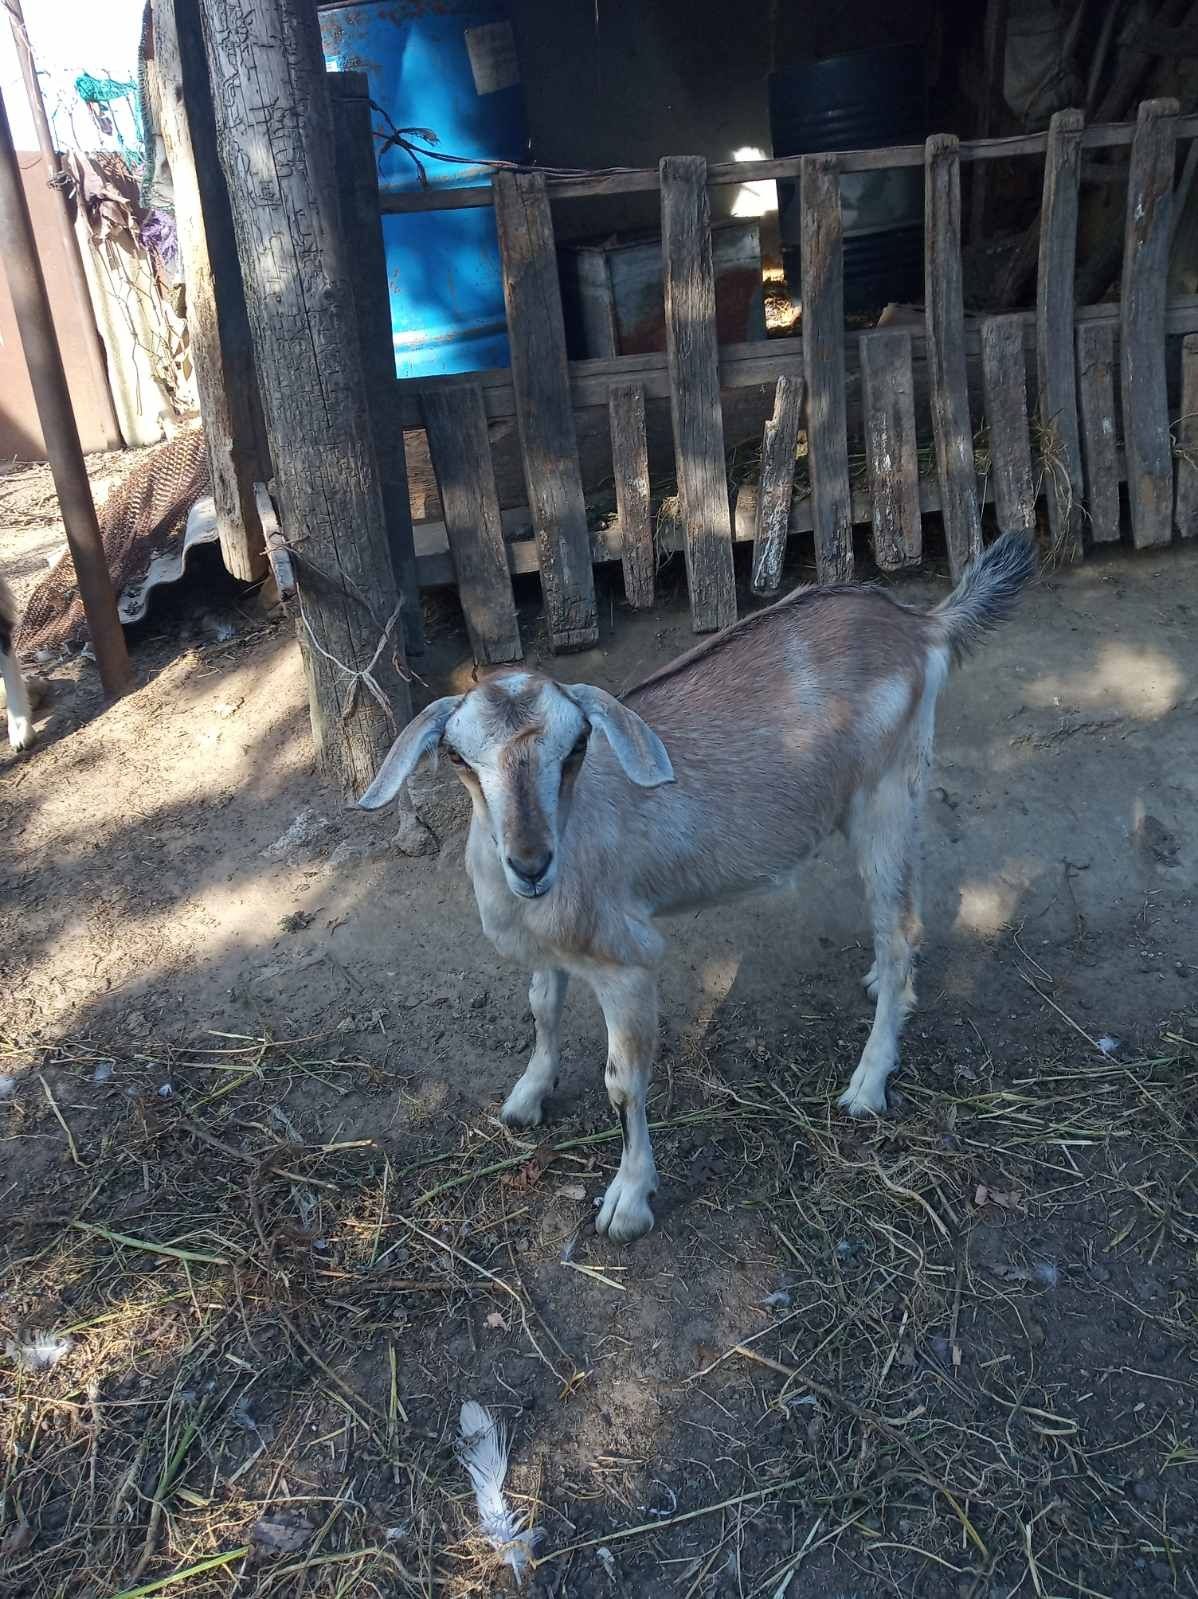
[
  {"x1": 590, "y1": 967, "x2": 658, "y2": 1243},
  {"x1": 501, "y1": 968, "x2": 568, "y2": 1128}
]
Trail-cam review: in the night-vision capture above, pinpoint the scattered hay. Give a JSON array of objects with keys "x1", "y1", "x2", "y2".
[{"x1": 2, "y1": 997, "x2": 1195, "y2": 1596}]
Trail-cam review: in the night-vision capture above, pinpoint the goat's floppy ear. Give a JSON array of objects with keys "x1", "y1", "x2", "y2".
[
  {"x1": 358, "y1": 696, "x2": 462, "y2": 809},
  {"x1": 568, "y1": 684, "x2": 674, "y2": 788}
]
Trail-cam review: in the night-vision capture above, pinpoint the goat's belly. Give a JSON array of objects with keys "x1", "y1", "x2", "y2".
[{"x1": 649, "y1": 850, "x2": 814, "y2": 919}]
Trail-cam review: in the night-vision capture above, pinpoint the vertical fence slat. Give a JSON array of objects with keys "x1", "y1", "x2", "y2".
[
  {"x1": 800, "y1": 154, "x2": 854, "y2": 583},
  {"x1": 980, "y1": 315, "x2": 1036, "y2": 535},
  {"x1": 608, "y1": 383, "x2": 655, "y2": 609},
  {"x1": 860, "y1": 330, "x2": 921, "y2": 570},
  {"x1": 1175, "y1": 334, "x2": 1198, "y2": 538},
  {"x1": 1121, "y1": 98, "x2": 1179, "y2": 549},
  {"x1": 328, "y1": 72, "x2": 424, "y2": 652},
  {"x1": 422, "y1": 385, "x2": 522, "y2": 666},
  {"x1": 925, "y1": 134, "x2": 982, "y2": 579},
  {"x1": 751, "y1": 374, "x2": 804, "y2": 594},
  {"x1": 493, "y1": 170, "x2": 599, "y2": 650},
  {"x1": 1076, "y1": 321, "x2": 1123, "y2": 544},
  {"x1": 1036, "y1": 108, "x2": 1085, "y2": 562},
  {"x1": 661, "y1": 155, "x2": 738, "y2": 631}
]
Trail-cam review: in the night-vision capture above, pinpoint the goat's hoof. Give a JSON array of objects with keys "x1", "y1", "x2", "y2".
[
  {"x1": 7, "y1": 717, "x2": 34, "y2": 752},
  {"x1": 595, "y1": 1174, "x2": 655, "y2": 1243},
  {"x1": 499, "y1": 1083, "x2": 546, "y2": 1129},
  {"x1": 837, "y1": 1080, "x2": 888, "y2": 1118}
]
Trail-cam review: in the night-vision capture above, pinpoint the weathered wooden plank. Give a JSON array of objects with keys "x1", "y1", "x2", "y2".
[
  {"x1": 199, "y1": 0, "x2": 410, "y2": 796},
  {"x1": 859, "y1": 331, "x2": 921, "y2": 570},
  {"x1": 151, "y1": 0, "x2": 267, "y2": 583},
  {"x1": 751, "y1": 375, "x2": 804, "y2": 593},
  {"x1": 980, "y1": 315, "x2": 1036, "y2": 535},
  {"x1": 660, "y1": 155, "x2": 738, "y2": 630},
  {"x1": 800, "y1": 154, "x2": 853, "y2": 583},
  {"x1": 392, "y1": 296, "x2": 1198, "y2": 430},
  {"x1": 1175, "y1": 332, "x2": 1198, "y2": 537},
  {"x1": 422, "y1": 385, "x2": 521, "y2": 665},
  {"x1": 377, "y1": 116, "x2": 1198, "y2": 216},
  {"x1": 1036, "y1": 108, "x2": 1085, "y2": 562},
  {"x1": 924, "y1": 134, "x2": 982, "y2": 579},
  {"x1": 608, "y1": 383, "x2": 655, "y2": 609},
  {"x1": 1121, "y1": 99, "x2": 1179, "y2": 548},
  {"x1": 328, "y1": 72, "x2": 424, "y2": 653},
  {"x1": 1075, "y1": 320, "x2": 1123, "y2": 543},
  {"x1": 493, "y1": 169, "x2": 598, "y2": 650}
]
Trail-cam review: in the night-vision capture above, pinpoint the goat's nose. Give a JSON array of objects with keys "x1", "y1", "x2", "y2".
[{"x1": 506, "y1": 849, "x2": 553, "y2": 887}]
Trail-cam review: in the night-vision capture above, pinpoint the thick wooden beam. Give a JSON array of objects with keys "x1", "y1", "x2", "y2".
[
  {"x1": 1036, "y1": 109, "x2": 1085, "y2": 562},
  {"x1": 1075, "y1": 320, "x2": 1122, "y2": 543},
  {"x1": 199, "y1": 0, "x2": 410, "y2": 796},
  {"x1": 925, "y1": 134, "x2": 982, "y2": 579},
  {"x1": 751, "y1": 375, "x2": 804, "y2": 594},
  {"x1": 327, "y1": 72, "x2": 424, "y2": 654},
  {"x1": 422, "y1": 386, "x2": 521, "y2": 664},
  {"x1": 1175, "y1": 332, "x2": 1198, "y2": 538},
  {"x1": 608, "y1": 383, "x2": 655, "y2": 609},
  {"x1": 493, "y1": 170, "x2": 598, "y2": 650},
  {"x1": 859, "y1": 330, "x2": 921, "y2": 569},
  {"x1": 660, "y1": 155, "x2": 738, "y2": 629},
  {"x1": 1121, "y1": 99, "x2": 1178, "y2": 548},
  {"x1": 800, "y1": 154, "x2": 853, "y2": 582},
  {"x1": 980, "y1": 315, "x2": 1036, "y2": 535},
  {"x1": 377, "y1": 116, "x2": 1198, "y2": 217},
  {"x1": 150, "y1": 0, "x2": 267, "y2": 583}
]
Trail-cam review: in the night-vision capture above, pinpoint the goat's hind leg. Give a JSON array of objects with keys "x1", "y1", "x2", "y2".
[
  {"x1": 590, "y1": 967, "x2": 658, "y2": 1243},
  {"x1": 840, "y1": 771, "x2": 923, "y2": 1117},
  {"x1": 501, "y1": 968, "x2": 568, "y2": 1128},
  {"x1": 0, "y1": 635, "x2": 34, "y2": 751}
]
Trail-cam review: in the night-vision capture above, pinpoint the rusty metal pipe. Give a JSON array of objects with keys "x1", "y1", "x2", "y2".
[
  {"x1": 4, "y1": 0, "x2": 123, "y2": 449},
  {"x1": 0, "y1": 83, "x2": 133, "y2": 699}
]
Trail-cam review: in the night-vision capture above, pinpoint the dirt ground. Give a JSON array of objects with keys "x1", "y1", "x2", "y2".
[{"x1": 1, "y1": 486, "x2": 1197, "y2": 1599}]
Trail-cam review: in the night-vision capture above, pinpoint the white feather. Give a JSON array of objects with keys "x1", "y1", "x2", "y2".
[
  {"x1": 5, "y1": 1329, "x2": 74, "y2": 1371},
  {"x1": 457, "y1": 1400, "x2": 541, "y2": 1586}
]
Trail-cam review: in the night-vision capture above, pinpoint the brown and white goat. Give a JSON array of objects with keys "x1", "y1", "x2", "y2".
[
  {"x1": 0, "y1": 576, "x2": 35, "y2": 751},
  {"x1": 360, "y1": 533, "x2": 1036, "y2": 1242}
]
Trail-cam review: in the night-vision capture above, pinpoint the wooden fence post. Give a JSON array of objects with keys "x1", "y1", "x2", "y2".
[
  {"x1": 1075, "y1": 321, "x2": 1122, "y2": 544},
  {"x1": 925, "y1": 134, "x2": 982, "y2": 580},
  {"x1": 859, "y1": 330, "x2": 921, "y2": 570},
  {"x1": 751, "y1": 374, "x2": 804, "y2": 594},
  {"x1": 422, "y1": 384, "x2": 522, "y2": 665},
  {"x1": 1175, "y1": 333, "x2": 1198, "y2": 538},
  {"x1": 980, "y1": 315, "x2": 1036, "y2": 536},
  {"x1": 800, "y1": 154, "x2": 854, "y2": 583},
  {"x1": 608, "y1": 384, "x2": 655, "y2": 609},
  {"x1": 661, "y1": 155, "x2": 738, "y2": 630},
  {"x1": 198, "y1": 0, "x2": 410, "y2": 797},
  {"x1": 327, "y1": 71, "x2": 424, "y2": 654},
  {"x1": 493, "y1": 170, "x2": 598, "y2": 651},
  {"x1": 1036, "y1": 109, "x2": 1085, "y2": 562},
  {"x1": 150, "y1": 0, "x2": 268, "y2": 583},
  {"x1": 1121, "y1": 99, "x2": 1178, "y2": 549}
]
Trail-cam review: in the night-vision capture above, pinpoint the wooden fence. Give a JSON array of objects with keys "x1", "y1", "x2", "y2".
[{"x1": 351, "y1": 96, "x2": 1198, "y2": 661}]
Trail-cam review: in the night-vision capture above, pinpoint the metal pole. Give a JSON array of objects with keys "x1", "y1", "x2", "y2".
[
  {"x1": 0, "y1": 82, "x2": 133, "y2": 698},
  {"x1": 4, "y1": 0, "x2": 124, "y2": 449}
]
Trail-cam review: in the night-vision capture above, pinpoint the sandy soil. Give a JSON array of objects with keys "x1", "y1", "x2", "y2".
[{"x1": 1, "y1": 509, "x2": 1196, "y2": 1598}]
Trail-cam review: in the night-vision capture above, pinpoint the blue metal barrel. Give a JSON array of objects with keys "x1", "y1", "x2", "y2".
[
  {"x1": 319, "y1": 0, "x2": 528, "y2": 379},
  {"x1": 769, "y1": 44, "x2": 928, "y2": 314}
]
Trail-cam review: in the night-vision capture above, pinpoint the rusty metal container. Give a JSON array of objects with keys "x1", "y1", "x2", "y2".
[{"x1": 557, "y1": 221, "x2": 765, "y2": 360}]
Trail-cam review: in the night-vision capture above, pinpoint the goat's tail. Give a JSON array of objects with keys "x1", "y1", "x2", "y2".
[{"x1": 933, "y1": 532, "x2": 1038, "y2": 665}]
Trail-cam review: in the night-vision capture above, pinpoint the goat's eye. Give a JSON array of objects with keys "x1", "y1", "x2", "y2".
[{"x1": 446, "y1": 748, "x2": 467, "y2": 768}]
